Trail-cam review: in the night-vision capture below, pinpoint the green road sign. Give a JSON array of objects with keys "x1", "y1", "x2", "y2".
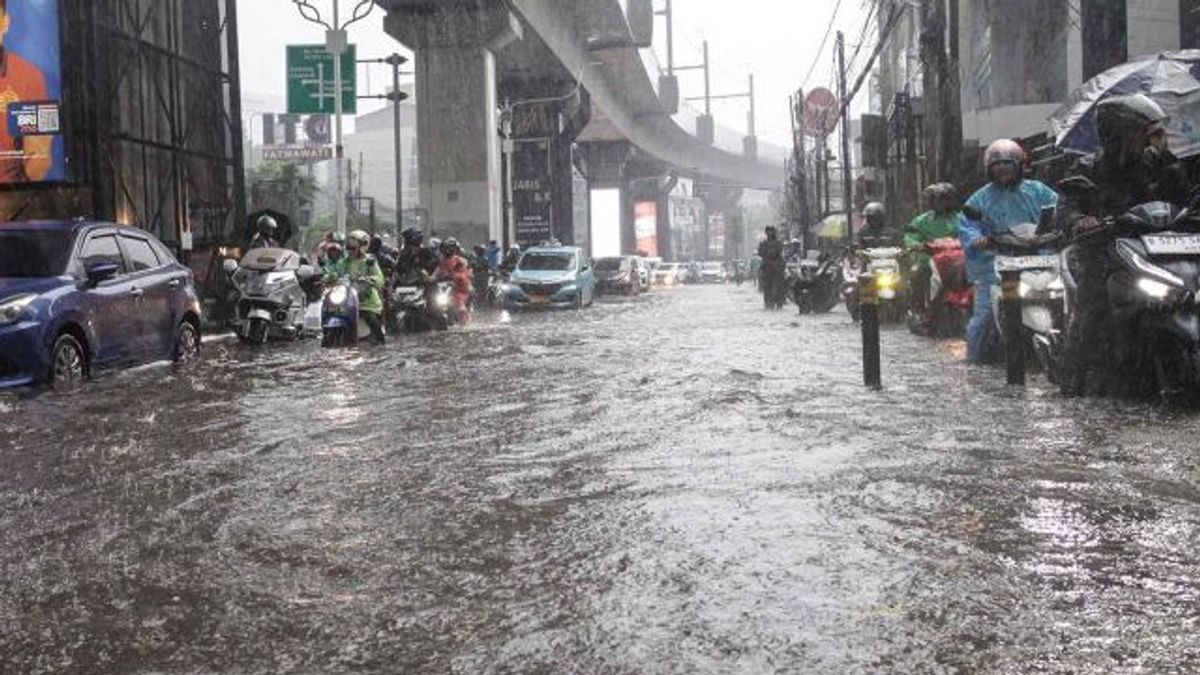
[{"x1": 287, "y1": 44, "x2": 357, "y2": 115}]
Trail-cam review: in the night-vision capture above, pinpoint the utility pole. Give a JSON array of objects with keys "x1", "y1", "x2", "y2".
[
  {"x1": 747, "y1": 74, "x2": 756, "y2": 137},
  {"x1": 656, "y1": 0, "x2": 675, "y2": 75},
  {"x1": 837, "y1": 31, "x2": 853, "y2": 241},
  {"x1": 360, "y1": 53, "x2": 410, "y2": 236},
  {"x1": 703, "y1": 40, "x2": 711, "y2": 115}
]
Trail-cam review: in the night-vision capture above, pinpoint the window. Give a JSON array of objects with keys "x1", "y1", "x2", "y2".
[
  {"x1": 80, "y1": 235, "x2": 125, "y2": 273},
  {"x1": 122, "y1": 236, "x2": 161, "y2": 272}
]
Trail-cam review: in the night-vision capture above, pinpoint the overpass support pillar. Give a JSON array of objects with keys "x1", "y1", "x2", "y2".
[{"x1": 383, "y1": 5, "x2": 522, "y2": 246}]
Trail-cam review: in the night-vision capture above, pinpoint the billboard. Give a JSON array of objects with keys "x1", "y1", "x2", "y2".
[
  {"x1": 0, "y1": 0, "x2": 65, "y2": 183},
  {"x1": 512, "y1": 139, "x2": 553, "y2": 247},
  {"x1": 634, "y1": 200, "x2": 657, "y2": 257}
]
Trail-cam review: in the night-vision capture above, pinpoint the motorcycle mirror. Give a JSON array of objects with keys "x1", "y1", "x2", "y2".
[
  {"x1": 1058, "y1": 175, "x2": 1098, "y2": 195},
  {"x1": 222, "y1": 258, "x2": 239, "y2": 276},
  {"x1": 296, "y1": 264, "x2": 317, "y2": 281}
]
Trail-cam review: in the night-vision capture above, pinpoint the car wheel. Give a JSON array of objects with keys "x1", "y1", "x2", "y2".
[
  {"x1": 174, "y1": 320, "x2": 201, "y2": 362},
  {"x1": 50, "y1": 333, "x2": 86, "y2": 388}
]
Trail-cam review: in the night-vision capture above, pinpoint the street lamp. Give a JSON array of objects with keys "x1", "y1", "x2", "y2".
[
  {"x1": 359, "y1": 53, "x2": 410, "y2": 237},
  {"x1": 289, "y1": 0, "x2": 375, "y2": 237}
]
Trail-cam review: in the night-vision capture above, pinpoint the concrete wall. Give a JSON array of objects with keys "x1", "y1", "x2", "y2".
[{"x1": 1128, "y1": 0, "x2": 1181, "y2": 58}]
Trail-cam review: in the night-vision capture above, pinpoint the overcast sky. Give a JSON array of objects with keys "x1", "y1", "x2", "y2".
[{"x1": 236, "y1": 0, "x2": 873, "y2": 144}]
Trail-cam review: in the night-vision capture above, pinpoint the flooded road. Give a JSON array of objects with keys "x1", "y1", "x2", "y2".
[{"x1": 2, "y1": 284, "x2": 1199, "y2": 673}]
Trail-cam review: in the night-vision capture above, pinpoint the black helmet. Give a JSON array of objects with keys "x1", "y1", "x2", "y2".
[
  {"x1": 1097, "y1": 94, "x2": 1168, "y2": 147},
  {"x1": 440, "y1": 237, "x2": 460, "y2": 256},
  {"x1": 862, "y1": 202, "x2": 886, "y2": 227},
  {"x1": 401, "y1": 227, "x2": 424, "y2": 247},
  {"x1": 256, "y1": 214, "x2": 278, "y2": 237}
]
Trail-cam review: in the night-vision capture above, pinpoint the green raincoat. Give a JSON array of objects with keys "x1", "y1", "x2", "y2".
[{"x1": 903, "y1": 210, "x2": 960, "y2": 267}]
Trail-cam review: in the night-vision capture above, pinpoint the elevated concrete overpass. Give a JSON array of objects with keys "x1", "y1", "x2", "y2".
[{"x1": 377, "y1": 0, "x2": 784, "y2": 255}]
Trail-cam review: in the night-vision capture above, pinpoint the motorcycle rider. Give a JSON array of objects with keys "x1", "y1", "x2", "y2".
[
  {"x1": 485, "y1": 239, "x2": 503, "y2": 271},
  {"x1": 340, "y1": 229, "x2": 386, "y2": 344},
  {"x1": 959, "y1": 139, "x2": 1059, "y2": 364},
  {"x1": 394, "y1": 227, "x2": 439, "y2": 285},
  {"x1": 500, "y1": 245, "x2": 522, "y2": 275},
  {"x1": 1058, "y1": 94, "x2": 1190, "y2": 395},
  {"x1": 249, "y1": 214, "x2": 281, "y2": 249},
  {"x1": 320, "y1": 239, "x2": 346, "y2": 277},
  {"x1": 758, "y1": 225, "x2": 786, "y2": 308},
  {"x1": 856, "y1": 202, "x2": 896, "y2": 249},
  {"x1": 905, "y1": 183, "x2": 963, "y2": 328},
  {"x1": 435, "y1": 237, "x2": 473, "y2": 323},
  {"x1": 470, "y1": 244, "x2": 493, "y2": 307}
]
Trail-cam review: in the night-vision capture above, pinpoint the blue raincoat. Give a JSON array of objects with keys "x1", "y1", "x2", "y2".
[{"x1": 959, "y1": 179, "x2": 1059, "y2": 363}]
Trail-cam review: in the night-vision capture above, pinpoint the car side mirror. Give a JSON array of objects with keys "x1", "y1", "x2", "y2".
[
  {"x1": 86, "y1": 261, "x2": 120, "y2": 286},
  {"x1": 222, "y1": 258, "x2": 239, "y2": 276}
]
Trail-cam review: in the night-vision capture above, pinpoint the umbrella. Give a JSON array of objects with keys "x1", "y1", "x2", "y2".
[{"x1": 1051, "y1": 50, "x2": 1200, "y2": 157}]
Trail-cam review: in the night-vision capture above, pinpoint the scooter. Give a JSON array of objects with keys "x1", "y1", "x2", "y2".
[
  {"x1": 321, "y1": 276, "x2": 367, "y2": 348},
  {"x1": 222, "y1": 248, "x2": 318, "y2": 344},
  {"x1": 844, "y1": 247, "x2": 905, "y2": 323},
  {"x1": 1060, "y1": 189, "x2": 1200, "y2": 398},
  {"x1": 792, "y1": 250, "x2": 843, "y2": 314},
  {"x1": 989, "y1": 222, "x2": 1065, "y2": 377},
  {"x1": 907, "y1": 238, "x2": 972, "y2": 337},
  {"x1": 390, "y1": 279, "x2": 457, "y2": 333}
]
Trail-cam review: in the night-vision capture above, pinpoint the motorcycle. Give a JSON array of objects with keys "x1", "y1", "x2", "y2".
[
  {"x1": 843, "y1": 247, "x2": 905, "y2": 323},
  {"x1": 989, "y1": 223, "x2": 1065, "y2": 378},
  {"x1": 907, "y1": 238, "x2": 973, "y2": 337},
  {"x1": 1060, "y1": 190, "x2": 1200, "y2": 398},
  {"x1": 390, "y1": 279, "x2": 457, "y2": 333},
  {"x1": 321, "y1": 276, "x2": 368, "y2": 348},
  {"x1": 222, "y1": 248, "x2": 318, "y2": 344},
  {"x1": 792, "y1": 250, "x2": 843, "y2": 314}
]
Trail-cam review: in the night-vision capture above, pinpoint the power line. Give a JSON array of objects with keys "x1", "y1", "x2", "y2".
[{"x1": 800, "y1": 0, "x2": 846, "y2": 89}]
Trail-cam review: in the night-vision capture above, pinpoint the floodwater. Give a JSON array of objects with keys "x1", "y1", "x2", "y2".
[{"x1": 1, "y1": 284, "x2": 1198, "y2": 674}]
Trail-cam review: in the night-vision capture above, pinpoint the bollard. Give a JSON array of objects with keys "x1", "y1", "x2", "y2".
[
  {"x1": 1000, "y1": 269, "x2": 1025, "y2": 386},
  {"x1": 859, "y1": 273, "x2": 881, "y2": 389}
]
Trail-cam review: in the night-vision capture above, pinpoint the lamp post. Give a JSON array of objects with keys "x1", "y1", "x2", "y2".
[
  {"x1": 290, "y1": 0, "x2": 375, "y2": 237},
  {"x1": 359, "y1": 54, "x2": 410, "y2": 237}
]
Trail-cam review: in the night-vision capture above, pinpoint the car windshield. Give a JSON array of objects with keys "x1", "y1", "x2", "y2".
[
  {"x1": 0, "y1": 230, "x2": 75, "y2": 277},
  {"x1": 702, "y1": 263, "x2": 722, "y2": 271},
  {"x1": 595, "y1": 258, "x2": 624, "y2": 272},
  {"x1": 519, "y1": 253, "x2": 573, "y2": 272}
]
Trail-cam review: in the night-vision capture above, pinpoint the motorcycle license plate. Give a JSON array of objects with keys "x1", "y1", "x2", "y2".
[
  {"x1": 995, "y1": 255, "x2": 1058, "y2": 272},
  {"x1": 529, "y1": 295, "x2": 551, "y2": 305},
  {"x1": 1142, "y1": 234, "x2": 1200, "y2": 255}
]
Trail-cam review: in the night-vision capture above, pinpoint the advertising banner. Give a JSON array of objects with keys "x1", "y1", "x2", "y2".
[
  {"x1": 512, "y1": 139, "x2": 553, "y2": 247},
  {"x1": 0, "y1": 0, "x2": 65, "y2": 183},
  {"x1": 634, "y1": 200, "x2": 657, "y2": 257}
]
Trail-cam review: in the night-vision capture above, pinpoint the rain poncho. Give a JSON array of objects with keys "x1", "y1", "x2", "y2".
[
  {"x1": 346, "y1": 255, "x2": 385, "y2": 316},
  {"x1": 904, "y1": 211, "x2": 960, "y2": 267},
  {"x1": 959, "y1": 180, "x2": 1059, "y2": 363}
]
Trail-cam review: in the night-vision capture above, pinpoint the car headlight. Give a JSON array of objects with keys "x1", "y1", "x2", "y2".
[
  {"x1": 0, "y1": 294, "x2": 37, "y2": 326},
  {"x1": 327, "y1": 285, "x2": 348, "y2": 305}
]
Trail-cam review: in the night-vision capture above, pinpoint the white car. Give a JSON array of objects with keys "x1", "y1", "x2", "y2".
[{"x1": 654, "y1": 262, "x2": 684, "y2": 286}]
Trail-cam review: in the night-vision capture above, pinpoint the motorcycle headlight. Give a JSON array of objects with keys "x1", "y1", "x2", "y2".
[
  {"x1": 327, "y1": 285, "x2": 348, "y2": 305},
  {"x1": 1137, "y1": 277, "x2": 1173, "y2": 300},
  {"x1": 876, "y1": 272, "x2": 899, "y2": 290},
  {"x1": 0, "y1": 293, "x2": 37, "y2": 326},
  {"x1": 435, "y1": 293, "x2": 451, "y2": 309},
  {"x1": 1116, "y1": 241, "x2": 1185, "y2": 289}
]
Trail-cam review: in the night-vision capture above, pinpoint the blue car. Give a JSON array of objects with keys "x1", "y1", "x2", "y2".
[
  {"x1": 0, "y1": 221, "x2": 203, "y2": 389},
  {"x1": 503, "y1": 246, "x2": 596, "y2": 309}
]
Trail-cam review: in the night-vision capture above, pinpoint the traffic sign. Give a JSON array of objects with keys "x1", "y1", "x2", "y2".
[
  {"x1": 287, "y1": 44, "x2": 357, "y2": 115},
  {"x1": 803, "y1": 87, "x2": 840, "y2": 137}
]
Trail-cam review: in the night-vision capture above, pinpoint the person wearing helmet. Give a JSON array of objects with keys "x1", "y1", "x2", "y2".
[
  {"x1": 434, "y1": 237, "x2": 472, "y2": 322},
  {"x1": 485, "y1": 239, "x2": 502, "y2": 271},
  {"x1": 1058, "y1": 94, "x2": 1190, "y2": 394},
  {"x1": 905, "y1": 184, "x2": 963, "y2": 327},
  {"x1": 320, "y1": 239, "x2": 346, "y2": 278},
  {"x1": 757, "y1": 225, "x2": 786, "y2": 309},
  {"x1": 343, "y1": 229, "x2": 386, "y2": 344},
  {"x1": 500, "y1": 244, "x2": 522, "y2": 275},
  {"x1": 249, "y1": 214, "x2": 280, "y2": 249},
  {"x1": 470, "y1": 244, "x2": 492, "y2": 307},
  {"x1": 395, "y1": 227, "x2": 438, "y2": 285},
  {"x1": 857, "y1": 202, "x2": 896, "y2": 249},
  {"x1": 959, "y1": 139, "x2": 1059, "y2": 364}
]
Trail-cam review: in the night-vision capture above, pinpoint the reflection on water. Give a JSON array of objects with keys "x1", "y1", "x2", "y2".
[{"x1": 1, "y1": 286, "x2": 1199, "y2": 673}]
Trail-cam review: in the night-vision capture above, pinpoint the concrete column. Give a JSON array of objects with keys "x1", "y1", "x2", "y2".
[
  {"x1": 414, "y1": 46, "x2": 502, "y2": 245},
  {"x1": 383, "y1": 3, "x2": 521, "y2": 246}
]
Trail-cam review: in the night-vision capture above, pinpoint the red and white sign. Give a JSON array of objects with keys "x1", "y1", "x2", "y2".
[{"x1": 803, "y1": 88, "x2": 840, "y2": 137}]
